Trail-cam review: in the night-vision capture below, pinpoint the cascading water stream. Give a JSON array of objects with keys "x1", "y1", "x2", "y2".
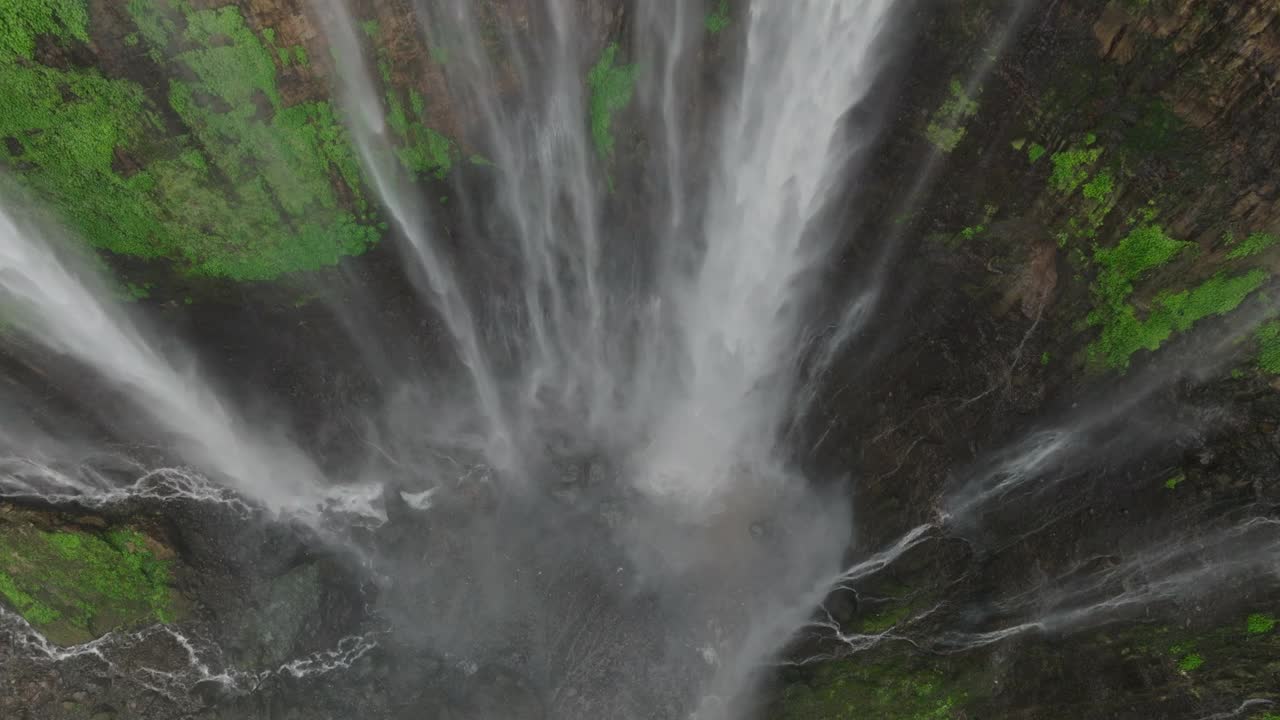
[
  {"x1": 4, "y1": 1, "x2": 1277, "y2": 718},
  {"x1": 0, "y1": 207, "x2": 322, "y2": 512}
]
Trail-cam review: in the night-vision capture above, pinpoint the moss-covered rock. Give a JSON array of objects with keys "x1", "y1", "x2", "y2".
[{"x1": 0, "y1": 505, "x2": 185, "y2": 645}]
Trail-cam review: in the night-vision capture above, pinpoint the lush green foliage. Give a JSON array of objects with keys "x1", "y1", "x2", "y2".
[
  {"x1": 1246, "y1": 613, "x2": 1276, "y2": 635},
  {"x1": 587, "y1": 42, "x2": 638, "y2": 164},
  {"x1": 0, "y1": 523, "x2": 177, "y2": 645},
  {"x1": 1050, "y1": 145, "x2": 1103, "y2": 194},
  {"x1": 1226, "y1": 231, "x2": 1279, "y2": 260},
  {"x1": 1086, "y1": 224, "x2": 1266, "y2": 368},
  {"x1": 1027, "y1": 142, "x2": 1046, "y2": 164},
  {"x1": 1177, "y1": 652, "x2": 1204, "y2": 672},
  {"x1": 0, "y1": 0, "x2": 88, "y2": 60}
]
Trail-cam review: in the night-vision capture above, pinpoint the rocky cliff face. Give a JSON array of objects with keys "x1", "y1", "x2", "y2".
[
  {"x1": 1, "y1": 1, "x2": 1279, "y2": 719},
  {"x1": 0, "y1": 0, "x2": 620, "y2": 284}
]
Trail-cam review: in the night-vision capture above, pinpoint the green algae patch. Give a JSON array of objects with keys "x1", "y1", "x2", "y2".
[
  {"x1": 587, "y1": 42, "x2": 638, "y2": 165},
  {"x1": 0, "y1": 516, "x2": 181, "y2": 646},
  {"x1": 776, "y1": 658, "x2": 966, "y2": 720}
]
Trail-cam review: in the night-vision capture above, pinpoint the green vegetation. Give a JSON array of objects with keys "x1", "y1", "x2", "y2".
[
  {"x1": 1177, "y1": 652, "x2": 1204, "y2": 672},
  {"x1": 1164, "y1": 473, "x2": 1184, "y2": 489},
  {"x1": 1226, "y1": 231, "x2": 1279, "y2": 260},
  {"x1": 1050, "y1": 145, "x2": 1103, "y2": 194},
  {"x1": 1256, "y1": 322, "x2": 1280, "y2": 374},
  {"x1": 1090, "y1": 266, "x2": 1266, "y2": 369},
  {"x1": 1027, "y1": 142, "x2": 1046, "y2": 164},
  {"x1": 370, "y1": 48, "x2": 455, "y2": 179},
  {"x1": 1246, "y1": 613, "x2": 1276, "y2": 635},
  {"x1": 1041, "y1": 351, "x2": 1051, "y2": 366},
  {"x1": 776, "y1": 659, "x2": 964, "y2": 720},
  {"x1": 705, "y1": 0, "x2": 731, "y2": 34},
  {"x1": 1082, "y1": 170, "x2": 1115, "y2": 202},
  {"x1": 1091, "y1": 224, "x2": 1192, "y2": 311},
  {"x1": 1, "y1": 0, "x2": 382, "y2": 280},
  {"x1": 0, "y1": 0, "x2": 89, "y2": 60},
  {"x1": 0, "y1": 521, "x2": 178, "y2": 645},
  {"x1": 925, "y1": 79, "x2": 979, "y2": 153},
  {"x1": 587, "y1": 42, "x2": 638, "y2": 165},
  {"x1": 1085, "y1": 223, "x2": 1252, "y2": 369}
]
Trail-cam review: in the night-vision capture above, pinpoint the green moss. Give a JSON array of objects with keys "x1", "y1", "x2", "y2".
[
  {"x1": 1085, "y1": 224, "x2": 1269, "y2": 369},
  {"x1": 1256, "y1": 322, "x2": 1280, "y2": 374},
  {"x1": 1177, "y1": 652, "x2": 1204, "y2": 672},
  {"x1": 1090, "y1": 269, "x2": 1266, "y2": 369},
  {"x1": 0, "y1": 522, "x2": 178, "y2": 645},
  {"x1": 360, "y1": 19, "x2": 379, "y2": 38},
  {"x1": 1, "y1": 1, "x2": 380, "y2": 280},
  {"x1": 705, "y1": 0, "x2": 731, "y2": 34},
  {"x1": 373, "y1": 54, "x2": 455, "y2": 179},
  {"x1": 1082, "y1": 170, "x2": 1115, "y2": 203},
  {"x1": 1050, "y1": 145, "x2": 1103, "y2": 194},
  {"x1": 1246, "y1": 613, "x2": 1276, "y2": 635},
  {"x1": 1040, "y1": 351, "x2": 1050, "y2": 366},
  {"x1": 1027, "y1": 142, "x2": 1046, "y2": 164},
  {"x1": 1164, "y1": 473, "x2": 1184, "y2": 489},
  {"x1": 1226, "y1": 232, "x2": 1279, "y2": 260},
  {"x1": 776, "y1": 659, "x2": 964, "y2": 720},
  {"x1": 925, "y1": 78, "x2": 978, "y2": 153},
  {"x1": 0, "y1": 0, "x2": 89, "y2": 61},
  {"x1": 587, "y1": 42, "x2": 638, "y2": 164},
  {"x1": 1092, "y1": 225, "x2": 1193, "y2": 310}
]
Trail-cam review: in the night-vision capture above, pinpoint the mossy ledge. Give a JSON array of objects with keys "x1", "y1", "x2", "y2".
[{"x1": 0, "y1": 504, "x2": 185, "y2": 646}]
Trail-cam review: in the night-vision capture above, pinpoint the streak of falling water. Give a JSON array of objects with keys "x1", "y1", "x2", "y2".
[
  {"x1": 413, "y1": 0, "x2": 619, "y2": 438},
  {"x1": 638, "y1": 0, "x2": 898, "y2": 509},
  {"x1": 0, "y1": 206, "x2": 321, "y2": 512},
  {"x1": 312, "y1": 0, "x2": 515, "y2": 469}
]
